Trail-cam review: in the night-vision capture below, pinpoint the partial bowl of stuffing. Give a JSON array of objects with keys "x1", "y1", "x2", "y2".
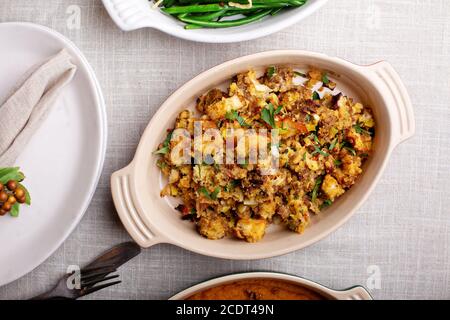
[
  {"x1": 111, "y1": 50, "x2": 414, "y2": 259},
  {"x1": 170, "y1": 272, "x2": 373, "y2": 300},
  {"x1": 101, "y1": 0, "x2": 329, "y2": 43}
]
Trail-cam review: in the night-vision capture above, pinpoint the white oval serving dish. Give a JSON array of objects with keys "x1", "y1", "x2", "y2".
[
  {"x1": 170, "y1": 272, "x2": 373, "y2": 300},
  {"x1": 101, "y1": 0, "x2": 329, "y2": 43},
  {"x1": 111, "y1": 50, "x2": 414, "y2": 260}
]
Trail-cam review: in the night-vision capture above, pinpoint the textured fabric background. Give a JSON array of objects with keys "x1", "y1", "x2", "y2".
[{"x1": 0, "y1": 0, "x2": 449, "y2": 300}]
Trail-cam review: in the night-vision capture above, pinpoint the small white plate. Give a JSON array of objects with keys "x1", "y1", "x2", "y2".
[{"x1": 0, "y1": 22, "x2": 107, "y2": 287}]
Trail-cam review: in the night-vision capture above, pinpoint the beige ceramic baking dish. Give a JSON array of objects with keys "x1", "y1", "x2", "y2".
[
  {"x1": 169, "y1": 272, "x2": 373, "y2": 300},
  {"x1": 111, "y1": 50, "x2": 414, "y2": 259}
]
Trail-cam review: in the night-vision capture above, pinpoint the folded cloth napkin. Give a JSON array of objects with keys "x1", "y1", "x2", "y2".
[{"x1": 0, "y1": 49, "x2": 77, "y2": 167}]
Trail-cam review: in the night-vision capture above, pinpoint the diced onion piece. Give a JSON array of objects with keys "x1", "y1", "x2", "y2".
[{"x1": 228, "y1": 0, "x2": 253, "y2": 9}]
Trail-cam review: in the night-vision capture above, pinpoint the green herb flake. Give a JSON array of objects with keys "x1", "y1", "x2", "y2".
[
  {"x1": 354, "y1": 123, "x2": 371, "y2": 136},
  {"x1": 154, "y1": 130, "x2": 173, "y2": 155},
  {"x1": 311, "y1": 146, "x2": 329, "y2": 157},
  {"x1": 312, "y1": 91, "x2": 320, "y2": 100},
  {"x1": 199, "y1": 187, "x2": 211, "y2": 199},
  {"x1": 320, "y1": 199, "x2": 333, "y2": 210},
  {"x1": 261, "y1": 103, "x2": 278, "y2": 128},
  {"x1": 210, "y1": 187, "x2": 221, "y2": 200},
  {"x1": 267, "y1": 66, "x2": 276, "y2": 78},
  {"x1": 360, "y1": 153, "x2": 369, "y2": 158},
  {"x1": 274, "y1": 105, "x2": 283, "y2": 115},
  {"x1": 294, "y1": 71, "x2": 307, "y2": 78},
  {"x1": 322, "y1": 73, "x2": 330, "y2": 84},
  {"x1": 329, "y1": 137, "x2": 338, "y2": 151},
  {"x1": 305, "y1": 114, "x2": 311, "y2": 122},
  {"x1": 226, "y1": 110, "x2": 250, "y2": 127},
  {"x1": 334, "y1": 159, "x2": 342, "y2": 166},
  {"x1": 344, "y1": 146, "x2": 357, "y2": 156},
  {"x1": 157, "y1": 161, "x2": 167, "y2": 169},
  {"x1": 225, "y1": 111, "x2": 236, "y2": 121},
  {"x1": 153, "y1": 146, "x2": 169, "y2": 155},
  {"x1": 311, "y1": 177, "x2": 323, "y2": 203}
]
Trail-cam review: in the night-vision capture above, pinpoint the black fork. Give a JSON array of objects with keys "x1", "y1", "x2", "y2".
[{"x1": 31, "y1": 242, "x2": 141, "y2": 300}]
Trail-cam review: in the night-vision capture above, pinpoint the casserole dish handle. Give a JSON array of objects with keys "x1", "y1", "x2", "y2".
[
  {"x1": 333, "y1": 286, "x2": 373, "y2": 300},
  {"x1": 111, "y1": 164, "x2": 163, "y2": 248},
  {"x1": 366, "y1": 61, "x2": 415, "y2": 145}
]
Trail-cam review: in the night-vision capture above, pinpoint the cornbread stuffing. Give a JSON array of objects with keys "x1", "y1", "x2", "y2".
[{"x1": 155, "y1": 66, "x2": 375, "y2": 242}]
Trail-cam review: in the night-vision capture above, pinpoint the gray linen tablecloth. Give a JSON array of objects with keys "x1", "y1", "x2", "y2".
[{"x1": 0, "y1": 0, "x2": 449, "y2": 300}]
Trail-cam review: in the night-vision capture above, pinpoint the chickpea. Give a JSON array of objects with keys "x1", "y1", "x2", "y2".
[
  {"x1": 15, "y1": 188, "x2": 25, "y2": 199},
  {"x1": 7, "y1": 196, "x2": 16, "y2": 205},
  {"x1": 0, "y1": 191, "x2": 7, "y2": 202},
  {"x1": 7, "y1": 180, "x2": 17, "y2": 191},
  {"x1": 2, "y1": 202, "x2": 12, "y2": 212},
  {"x1": 0, "y1": 209, "x2": 6, "y2": 216}
]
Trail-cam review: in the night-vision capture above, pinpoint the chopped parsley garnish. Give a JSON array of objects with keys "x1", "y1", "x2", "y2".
[
  {"x1": 267, "y1": 66, "x2": 276, "y2": 78},
  {"x1": 322, "y1": 73, "x2": 330, "y2": 84},
  {"x1": 224, "y1": 179, "x2": 240, "y2": 192},
  {"x1": 329, "y1": 137, "x2": 338, "y2": 151},
  {"x1": 311, "y1": 176, "x2": 323, "y2": 203},
  {"x1": 294, "y1": 71, "x2": 307, "y2": 78},
  {"x1": 312, "y1": 146, "x2": 330, "y2": 157},
  {"x1": 309, "y1": 132, "x2": 320, "y2": 144},
  {"x1": 344, "y1": 146, "x2": 357, "y2": 156},
  {"x1": 312, "y1": 91, "x2": 320, "y2": 100},
  {"x1": 156, "y1": 160, "x2": 167, "y2": 169},
  {"x1": 226, "y1": 110, "x2": 250, "y2": 127},
  {"x1": 210, "y1": 187, "x2": 220, "y2": 200},
  {"x1": 305, "y1": 114, "x2": 311, "y2": 122},
  {"x1": 340, "y1": 141, "x2": 356, "y2": 156},
  {"x1": 153, "y1": 146, "x2": 169, "y2": 155},
  {"x1": 320, "y1": 199, "x2": 332, "y2": 209},
  {"x1": 360, "y1": 153, "x2": 369, "y2": 158},
  {"x1": 154, "y1": 130, "x2": 173, "y2": 155},
  {"x1": 261, "y1": 103, "x2": 282, "y2": 128},
  {"x1": 354, "y1": 123, "x2": 372, "y2": 135},
  {"x1": 334, "y1": 159, "x2": 342, "y2": 166},
  {"x1": 199, "y1": 186, "x2": 221, "y2": 200}
]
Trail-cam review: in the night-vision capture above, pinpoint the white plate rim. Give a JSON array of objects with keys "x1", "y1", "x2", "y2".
[{"x1": 0, "y1": 22, "x2": 108, "y2": 287}]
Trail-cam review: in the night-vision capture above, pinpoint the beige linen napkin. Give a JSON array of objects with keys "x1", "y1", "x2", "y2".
[{"x1": 0, "y1": 49, "x2": 77, "y2": 167}]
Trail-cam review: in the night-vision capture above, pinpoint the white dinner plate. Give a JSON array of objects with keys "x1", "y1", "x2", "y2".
[{"x1": 0, "y1": 22, "x2": 107, "y2": 286}]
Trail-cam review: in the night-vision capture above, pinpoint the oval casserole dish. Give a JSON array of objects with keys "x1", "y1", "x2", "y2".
[
  {"x1": 111, "y1": 50, "x2": 415, "y2": 259},
  {"x1": 169, "y1": 272, "x2": 373, "y2": 300}
]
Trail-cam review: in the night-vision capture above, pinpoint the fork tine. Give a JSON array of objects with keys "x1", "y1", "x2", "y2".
[
  {"x1": 80, "y1": 280, "x2": 122, "y2": 297},
  {"x1": 81, "y1": 266, "x2": 116, "y2": 281},
  {"x1": 82, "y1": 274, "x2": 120, "y2": 288}
]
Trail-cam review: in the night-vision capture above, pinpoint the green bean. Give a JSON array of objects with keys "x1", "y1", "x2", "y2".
[
  {"x1": 184, "y1": 24, "x2": 204, "y2": 29},
  {"x1": 270, "y1": 7, "x2": 283, "y2": 15},
  {"x1": 163, "y1": 4, "x2": 227, "y2": 14},
  {"x1": 164, "y1": 2, "x2": 293, "y2": 15},
  {"x1": 162, "y1": 0, "x2": 176, "y2": 8},
  {"x1": 156, "y1": 0, "x2": 309, "y2": 29},
  {"x1": 178, "y1": 0, "x2": 303, "y2": 4},
  {"x1": 191, "y1": 9, "x2": 228, "y2": 21},
  {"x1": 178, "y1": 9, "x2": 272, "y2": 28}
]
